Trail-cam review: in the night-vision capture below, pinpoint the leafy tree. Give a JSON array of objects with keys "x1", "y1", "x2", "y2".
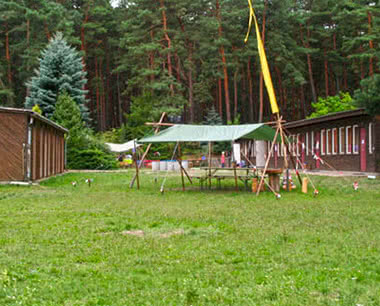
[
  {"x1": 308, "y1": 92, "x2": 356, "y2": 118},
  {"x1": 52, "y1": 92, "x2": 117, "y2": 170},
  {"x1": 354, "y1": 73, "x2": 380, "y2": 116},
  {"x1": 25, "y1": 32, "x2": 88, "y2": 119}
]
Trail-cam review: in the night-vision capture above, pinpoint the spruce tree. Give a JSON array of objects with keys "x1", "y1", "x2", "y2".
[
  {"x1": 25, "y1": 32, "x2": 88, "y2": 119},
  {"x1": 203, "y1": 106, "x2": 223, "y2": 125}
]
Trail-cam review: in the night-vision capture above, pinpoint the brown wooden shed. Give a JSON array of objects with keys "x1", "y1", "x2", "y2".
[{"x1": 0, "y1": 107, "x2": 68, "y2": 182}]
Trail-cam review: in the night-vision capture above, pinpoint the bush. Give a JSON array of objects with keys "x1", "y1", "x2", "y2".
[
  {"x1": 52, "y1": 92, "x2": 118, "y2": 170},
  {"x1": 67, "y1": 148, "x2": 118, "y2": 170}
]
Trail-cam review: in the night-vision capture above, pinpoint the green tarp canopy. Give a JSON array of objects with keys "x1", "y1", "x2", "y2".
[{"x1": 138, "y1": 124, "x2": 281, "y2": 143}]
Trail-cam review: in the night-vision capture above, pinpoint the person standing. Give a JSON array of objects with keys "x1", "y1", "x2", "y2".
[{"x1": 221, "y1": 152, "x2": 225, "y2": 168}]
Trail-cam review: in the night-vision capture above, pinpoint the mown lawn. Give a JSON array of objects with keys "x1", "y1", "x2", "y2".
[{"x1": 0, "y1": 170, "x2": 379, "y2": 305}]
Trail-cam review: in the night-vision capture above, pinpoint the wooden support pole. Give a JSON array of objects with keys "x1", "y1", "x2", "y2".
[
  {"x1": 233, "y1": 162, "x2": 238, "y2": 192},
  {"x1": 145, "y1": 122, "x2": 174, "y2": 127},
  {"x1": 256, "y1": 125, "x2": 280, "y2": 196},
  {"x1": 177, "y1": 161, "x2": 193, "y2": 184},
  {"x1": 178, "y1": 143, "x2": 185, "y2": 191},
  {"x1": 232, "y1": 141, "x2": 238, "y2": 191},
  {"x1": 130, "y1": 112, "x2": 166, "y2": 188},
  {"x1": 285, "y1": 143, "x2": 303, "y2": 186},
  {"x1": 133, "y1": 141, "x2": 140, "y2": 190},
  {"x1": 208, "y1": 142, "x2": 212, "y2": 189}
]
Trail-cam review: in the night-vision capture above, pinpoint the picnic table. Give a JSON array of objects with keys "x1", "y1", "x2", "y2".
[{"x1": 189, "y1": 167, "x2": 283, "y2": 192}]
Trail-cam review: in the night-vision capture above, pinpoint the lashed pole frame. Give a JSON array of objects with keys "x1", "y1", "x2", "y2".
[
  {"x1": 208, "y1": 142, "x2": 212, "y2": 189},
  {"x1": 133, "y1": 140, "x2": 140, "y2": 189},
  {"x1": 232, "y1": 141, "x2": 238, "y2": 192},
  {"x1": 256, "y1": 123, "x2": 280, "y2": 196},
  {"x1": 130, "y1": 112, "x2": 166, "y2": 188},
  {"x1": 177, "y1": 142, "x2": 186, "y2": 191}
]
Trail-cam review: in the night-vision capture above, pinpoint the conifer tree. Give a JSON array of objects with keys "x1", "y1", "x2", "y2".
[
  {"x1": 25, "y1": 32, "x2": 88, "y2": 119},
  {"x1": 354, "y1": 71, "x2": 380, "y2": 116},
  {"x1": 204, "y1": 106, "x2": 223, "y2": 125}
]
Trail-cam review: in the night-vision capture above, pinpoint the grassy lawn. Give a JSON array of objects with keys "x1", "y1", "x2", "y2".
[{"x1": 0, "y1": 170, "x2": 379, "y2": 305}]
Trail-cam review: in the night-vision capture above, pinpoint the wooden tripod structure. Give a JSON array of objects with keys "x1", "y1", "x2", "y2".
[{"x1": 255, "y1": 114, "x2": 303, "y2": 196}]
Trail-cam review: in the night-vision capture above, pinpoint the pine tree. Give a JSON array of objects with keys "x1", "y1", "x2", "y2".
[
  {"x1": 354, "y1": 71, "x2": 380, "y2": 116},
  {"x1": 203, "y1": 106, "x2": 223, "y2": 125},
  {"x1": 25, "y1": 32, "x2": 88, "y2": 119}
]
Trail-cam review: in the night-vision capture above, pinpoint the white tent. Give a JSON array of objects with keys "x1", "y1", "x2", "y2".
[{"x1": 105, "y1": 139, "x2": 141, "y2": 153}]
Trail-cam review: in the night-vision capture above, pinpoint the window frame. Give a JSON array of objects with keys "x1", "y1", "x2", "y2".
[
  {"x1": 332, "y1": 128, "x2": 337, "y2": 155},
  {"x1": 346, "y1": 126, "x2": 352, "y2": 154},
  {"x1": 353, "y1": 125, "x2": 359, "y2": 154},
  {"x1": 339, "y1": 127, "x2": 345, "y2": 154},
  {"x1": 326, "y1": 129, "x2": 332, "y2": 155},
  {"x1": 321, "y1": 129, "x2": 326, "y2": 156}
]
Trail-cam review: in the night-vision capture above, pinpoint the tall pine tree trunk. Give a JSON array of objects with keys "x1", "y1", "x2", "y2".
[
  {"x1": 5, "y1": 28, "x2": 12, "y2": 86},
  {"x1": 150, "y1": 30, "x2": 155, "y2": 84},
  {"x1": 324, "y1": 49, "x2": 329, "y2": 97},
  {"x1": 258, "y1": 0, "x2": 268, "y2": 123},
  {"x1": 160, "y1": 0, "x2": 174, "y2": 96},
  {"x1": 300, "y1": 24, "x2": 317, "y2": 103},
  {"x1": 247, "y1": 59, "x2": 254, "y2": 122},
  {"x1": 44, "y1": 22, "x2": 51, "y2": 41},
  {"x1": 274, "y1": 65, "x2": 284, "y2": 108},
  {"x1": 216, "y1": 0, "x2": 231, "y2": 122},
  {"x1": 188, "y1": 44, "x2": 194, "y2": 122},
  {"x1": 218, "y1": 77, "x2": 222, "y2": 116},
  {"x1": 117, "y1": 73, "x2": 123, "y2": 126},
  {"x1": 234, "y1": 68, "x2": 238, "y2": 120},
  {"x1": 368, "y1": 11, "x2": 374, "y2": 76},
  {"x1": 95, "y1": 57, "x2": 100, "y2": 130}
]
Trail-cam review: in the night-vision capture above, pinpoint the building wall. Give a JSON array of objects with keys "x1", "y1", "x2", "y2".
[
  {"x1": 31, "y1": 119, "x2": 65, "y2": 181},
  {"x1": 0, "y1": 112, "x2": 28, "y2": 181},
  {"x1": 268, "y1": 115, "x2": 378, "y2": 172},
  {"x1": 0, "y1": 110, "x2": 66, "y2": 182}
]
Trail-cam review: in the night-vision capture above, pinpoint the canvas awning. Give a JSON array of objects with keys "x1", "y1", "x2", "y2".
[
  {"x1": 105, "y1": 139, "x2": 141, "y2": 153},
  {"x1": 138, "y1": 124, "x2": 281, "y2": 143}
]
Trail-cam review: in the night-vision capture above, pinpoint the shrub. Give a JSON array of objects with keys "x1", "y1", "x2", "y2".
[{"x1": 67, "y1": 148, "x2": 118, "y2": 170}]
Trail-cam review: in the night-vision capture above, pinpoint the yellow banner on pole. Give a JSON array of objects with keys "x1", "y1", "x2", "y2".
[{"x1": 245, "y1": 0, "x2": 279, "y2": 114}]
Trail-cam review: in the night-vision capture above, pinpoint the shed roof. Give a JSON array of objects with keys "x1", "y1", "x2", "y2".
[
  {"x1": 0, "y1": 107, "x2": 68, "y2": 133},
  {"x1": 138, "y1": 123, "x2": 280, "y2": 143},
  {"x1": 284, "y1": 109, "x2": 368, "y2": 129}
]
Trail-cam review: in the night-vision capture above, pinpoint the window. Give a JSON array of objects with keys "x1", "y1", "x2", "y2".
[
  {"x1": 346, "y1": 126, "x2": 352, "y2": 154},
  {"x1": 321, "y1": 129, "x2": 326, "y2": 155},
  {"x1": 326, "y1": 129, "x2": 332, "y2": 155},
  {"x1": 332, "y1": 128, "x2": 337, "y2": 155},
  {"x1": 339, "y1": 127, "x2": 345, "y2": 154},
  {"x1": 353, "y1": 125, "x2": 359, "y2": 154},
  {"x1": 311, "y1": 131, "x2": 314, "y2": 155},
  {"x1": 306, "y1": 132, "x2": 309, "y2": 156},
  {"x1": 369, "y1": 123, "x2": 374, "y2": 154}
]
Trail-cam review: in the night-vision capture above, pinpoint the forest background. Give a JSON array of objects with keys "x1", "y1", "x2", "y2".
[{"x1": 0, "y1": 0, "x2": 379, "y2": 133}]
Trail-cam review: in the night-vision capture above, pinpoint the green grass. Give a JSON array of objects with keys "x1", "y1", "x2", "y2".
[{"x1": 0, "y1": 170, "x2": 379, "y2": 305}]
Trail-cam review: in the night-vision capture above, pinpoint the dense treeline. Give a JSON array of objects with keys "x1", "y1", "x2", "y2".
[{"x1": 0, "y1": 0, "x2": 379, "y2": 130}]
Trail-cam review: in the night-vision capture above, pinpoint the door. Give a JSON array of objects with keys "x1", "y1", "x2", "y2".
[{"x1": 360, "y1": 128, "x2": 366, "y2": 172}]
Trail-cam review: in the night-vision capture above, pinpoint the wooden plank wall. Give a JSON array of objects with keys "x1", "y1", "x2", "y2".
[
  {"x1": 0, "y1": 112, "x2": 27, "y2": 181},
  {"x1": 31, "y1": 119, "x2": 66, "y2": 181}
]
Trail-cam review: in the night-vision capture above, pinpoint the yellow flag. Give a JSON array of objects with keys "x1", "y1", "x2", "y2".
[{"x1": 245, "y1": 0, "x2": 279, "y2": 114}]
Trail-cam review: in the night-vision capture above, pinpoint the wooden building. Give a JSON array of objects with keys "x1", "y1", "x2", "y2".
[
  {"x1": 266, "y1": 109, "x2": 380, "y2": 173},
  {"x1": 0, "y1": 107, "x2": 68, "y2": 182}
]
